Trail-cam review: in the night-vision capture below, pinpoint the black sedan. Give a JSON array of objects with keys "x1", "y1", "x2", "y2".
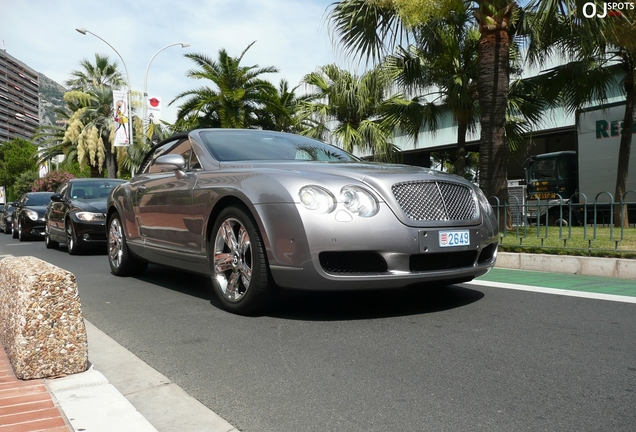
[
  {"x1": 44, "y1": 178, "x2": 125, "y2": 254},
  {"x1": 12, "y1": 192, "x2": 55, "y2": 241},
  {"x1": 0, "y1": 203, "x2": 15, "y2": 234}
]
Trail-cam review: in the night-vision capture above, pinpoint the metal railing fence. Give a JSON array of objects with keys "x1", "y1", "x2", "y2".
[{"x1": 489, "y1": 190, "x2": 636, "y2": 253}]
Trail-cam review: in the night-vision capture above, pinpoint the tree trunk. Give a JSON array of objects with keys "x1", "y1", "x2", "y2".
[
  {"x1": 455, "y1": 117, "x2": 468, "y2": 178},
  {"x1": 614, "y1": 64, "x2": 635, "y2": 228},
  {"x1": 89, "y1": 164, "x2": 101, "y2": 178},
  {"x1": 105, "y1": 148, "x2": 118, "y2": 179},
  {"x1": 477, "y1": 27, "x2": 510, "y2": 232}
]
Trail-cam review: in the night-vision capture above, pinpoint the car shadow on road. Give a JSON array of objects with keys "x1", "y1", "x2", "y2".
[
  {"x1": 46, "y1": 245, "x2": 107, "y2": 256},
  {"x1": 268, "y1": 284, "x2": 485, "y2": 321},
  {"x1": 108, "y1": 263, "x2": 485, "y2": 318},
  {"x1": 134, "y1": 264, "x2": 214, "y2": 301}
]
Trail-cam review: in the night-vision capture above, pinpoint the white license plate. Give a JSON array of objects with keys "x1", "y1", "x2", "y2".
[{"x1": 439, "y1": 230, "x2": 470, "y2": 248}]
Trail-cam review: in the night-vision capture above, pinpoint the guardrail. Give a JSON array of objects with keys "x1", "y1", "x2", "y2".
[{"x1": 489, "y1": 191, "x2": 636, "y2": 254}]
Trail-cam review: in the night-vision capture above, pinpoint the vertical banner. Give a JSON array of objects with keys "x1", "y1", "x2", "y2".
[
  {"x1": 147, "y1": 95, "x2": 162, "y2": 124},
  {"x1": 113, "y1": 90, "x2": 130, "y2": 146}
]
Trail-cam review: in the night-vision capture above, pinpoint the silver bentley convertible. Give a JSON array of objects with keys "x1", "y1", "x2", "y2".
[{"x1": 107, "y1": 129, "x2": 498, "y2": 314}]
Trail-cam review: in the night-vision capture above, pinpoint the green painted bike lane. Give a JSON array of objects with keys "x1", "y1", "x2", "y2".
[{"x1": 476, "y1": 268, "x2": 636, "y2": 298}]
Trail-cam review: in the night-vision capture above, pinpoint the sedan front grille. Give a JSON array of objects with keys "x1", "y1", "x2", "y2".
[{"x1": 391, "y1": 181, "x2": 477, "y2": 221}]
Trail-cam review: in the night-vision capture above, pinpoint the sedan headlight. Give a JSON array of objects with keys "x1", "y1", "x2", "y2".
[
  {"x1": 299, "y1": 186, "x2": 336, "y2": 214},
  {"x1": 340, "y1": 185, "x2": 378, "y2": 218},
  {"x1": 75, "y1": 212, "x2": 106, "y2": 222},
  {"x1": 25, "y1": 209, "x2": 39, "y2": 221}
]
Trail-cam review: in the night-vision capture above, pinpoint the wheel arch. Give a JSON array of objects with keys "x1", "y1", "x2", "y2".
[{"x1": 206, "y1": 196, "x2": 265, "y2": 246}]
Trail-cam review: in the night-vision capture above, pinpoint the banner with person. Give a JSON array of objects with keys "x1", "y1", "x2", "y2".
[{"x1": 113, "y1": 90, "x2": 130, "y2": 146}]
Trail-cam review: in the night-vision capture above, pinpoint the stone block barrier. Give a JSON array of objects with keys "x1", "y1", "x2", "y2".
[{"x1": 0, "y1": 256, "x2": 88, "y2": 379}]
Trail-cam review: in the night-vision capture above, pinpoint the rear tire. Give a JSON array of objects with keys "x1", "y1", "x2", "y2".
[
  {"x1": 548, "y1": 212, "x2": 569, "y2": 227},
  {"x1": 209, "y1": 205, "x2": 271, "y2": 315},
  {"x1": 108, "y1": 212, "x2": 147, "y2": 276},
  {"x1": 44, "y1": 224, "x2": 59, "y2": 249}
]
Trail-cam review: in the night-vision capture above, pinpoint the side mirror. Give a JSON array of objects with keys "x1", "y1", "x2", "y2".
[
  {"x1": 155, "y1": 154, "x2": 187, "y2": 179},
  {"x1": 50, "y1": 194, "x2": 64, "y2": 203}
]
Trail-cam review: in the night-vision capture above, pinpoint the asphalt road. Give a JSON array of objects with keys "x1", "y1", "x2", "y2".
[{"x1": 2, "y1": 234, "x2": 635, "y2": 432}]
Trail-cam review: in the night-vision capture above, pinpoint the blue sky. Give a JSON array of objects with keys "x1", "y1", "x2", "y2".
[{"x1": 0, "y1": 0, "x2": 345, "y2": 122}]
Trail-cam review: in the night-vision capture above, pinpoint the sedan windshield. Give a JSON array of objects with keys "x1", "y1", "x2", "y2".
[
  {"x1": 25, "y1": 194, "x2": 53, "y2": 206},
  {"x1": 200, "y1": 131, "x2": 358, "y2": 162},
  {"x1": 70, "y1": 180, "x2": 124, "y2": 199}
]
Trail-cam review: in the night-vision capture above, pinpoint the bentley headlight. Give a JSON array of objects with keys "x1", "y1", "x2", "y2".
[
  {"x1": 76, "y1": 212, "x2": 106, "y2": 222},
  {"x1": 299, "y1": 186, "x2": 336, "y2": 214},
  {"x1": 25, "y1": 209, "x2": 39, "y2": 221},
  {"x1": 340, "y1": 185, "x2": 378, "y2": 218}
]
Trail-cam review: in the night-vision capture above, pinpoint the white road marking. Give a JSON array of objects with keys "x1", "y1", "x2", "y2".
[{"x1": 464, "y1": 280, "x2": 636, "y2": 304}]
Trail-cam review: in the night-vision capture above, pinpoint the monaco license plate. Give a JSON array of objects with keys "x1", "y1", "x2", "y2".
[{"x1": 439, "y1": 230, "x2": 470, "y2": 248}]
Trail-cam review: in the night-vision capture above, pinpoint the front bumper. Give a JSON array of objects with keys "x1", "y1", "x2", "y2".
[
  {"x1": 259, "y1": 203, "x2": 498, "y2": 291},
  {"x1": 73, "y1": 220, "x2": 108, "y2": 244},
  {"x1": 23, "y1": 218, "x2": 46, "y2": 237}
]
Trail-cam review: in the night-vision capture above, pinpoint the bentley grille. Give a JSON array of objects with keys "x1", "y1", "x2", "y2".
[{"x1": 391, "y1": 181, "x2": 478, "y2": 221}]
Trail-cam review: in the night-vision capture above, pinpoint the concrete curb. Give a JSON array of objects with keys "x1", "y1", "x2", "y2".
[
  {"x1": 45, "y1": 320, "x2": 239, "y2": 432},
  {"x1": 496, "y1": 252, "x2": 636, "y2": 279},
  {"x1": 46, "y1": 367, "x2": 158, "y2": 432}
]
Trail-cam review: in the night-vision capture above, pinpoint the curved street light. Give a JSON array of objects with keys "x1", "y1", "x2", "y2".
[
  {"x1": 76, "y1": 26, "x2": 133, "y2": 146},
  {"x1": 143, "y1": 42, "x2": 190, "y2": 139}
]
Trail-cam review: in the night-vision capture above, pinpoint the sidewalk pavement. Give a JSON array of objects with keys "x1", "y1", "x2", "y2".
[
  {"x1": 1, "y1": 321, "x2": 238, "y2": 432},
  {"x1": 1, "y1": 252, "x2": 634, "y2": 432}
]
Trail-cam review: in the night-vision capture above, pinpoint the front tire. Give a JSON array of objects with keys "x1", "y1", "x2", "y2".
[
  {"x1": 18, "y1": 220, "x2": 26, "y2": 241},
  {"x1": 210, "y1": 206, "x2": 271, "y2": 315},
  {"x1": 108, "y1": 212, "x2": 147, "y2": 276},
  {"x1": 66, "y1": 220, "x2": 83, "y2": 255}
]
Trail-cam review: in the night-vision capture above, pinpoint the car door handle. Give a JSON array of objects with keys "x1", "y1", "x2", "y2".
[{"x1": 138, "y1": 185, "x2": 147, "y2": 193}]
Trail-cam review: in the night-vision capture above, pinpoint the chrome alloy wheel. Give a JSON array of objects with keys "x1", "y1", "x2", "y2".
[
  {"x1": 213, "y1": 217, "x2": 253, "y2": 303},
  {"x1": 108, "y1": 216, "x2": 124, "y2": 270}
]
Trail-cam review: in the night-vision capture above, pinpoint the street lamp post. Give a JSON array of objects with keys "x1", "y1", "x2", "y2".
[
  {"x1": 142, "y1": 42, "x2": 189, "y2": 141},
  {"x1": 76, "y1": 26, "x2": 133, "y2": 146}
]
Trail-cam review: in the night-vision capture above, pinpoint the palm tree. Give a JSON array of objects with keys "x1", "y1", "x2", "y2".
[
  {"x1": 525, "y1": 0, "x2": 635, "y2": 227},
  {"x1": 383, "y1": 2, "x2": 480, "y2": 177},
  {"x1": 65, "y1": 53, "x2": 125, "y2": 91},
  {"x1": 171, "y1": 42, "x2": 278, "y2": 129},
  {"x1": 473, "y1": 0, "x2": 518, "y2": 213},
  {"x1": 299, "y1": 64, "x2": 401, "y2": 161},
  {"x1": 61, "y1": 87, "x2": 121, "y2": 178},
  {"x1": 47, "y1": 54, "x2": 130, "y2": 178},
  {"x1": 327, "y1": 0, "x2": 520, "y2": 228},
  {"x1": 259, "y1": 79, "x2": 311, "y2": 133},
  {"x1": 34, "y1": 107, "x2": 74, "y2": 168}
]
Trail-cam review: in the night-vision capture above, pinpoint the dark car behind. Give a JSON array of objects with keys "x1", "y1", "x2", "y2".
[
  {"x1": 45, "y1": 178, "x2": 125, "y2": 254},
  {"x1": 13, "y1": 192, "x2": 55, "y2": 241},
  {"x1": 0, "y1": 203, "x2": 14, "y2": 234}
]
